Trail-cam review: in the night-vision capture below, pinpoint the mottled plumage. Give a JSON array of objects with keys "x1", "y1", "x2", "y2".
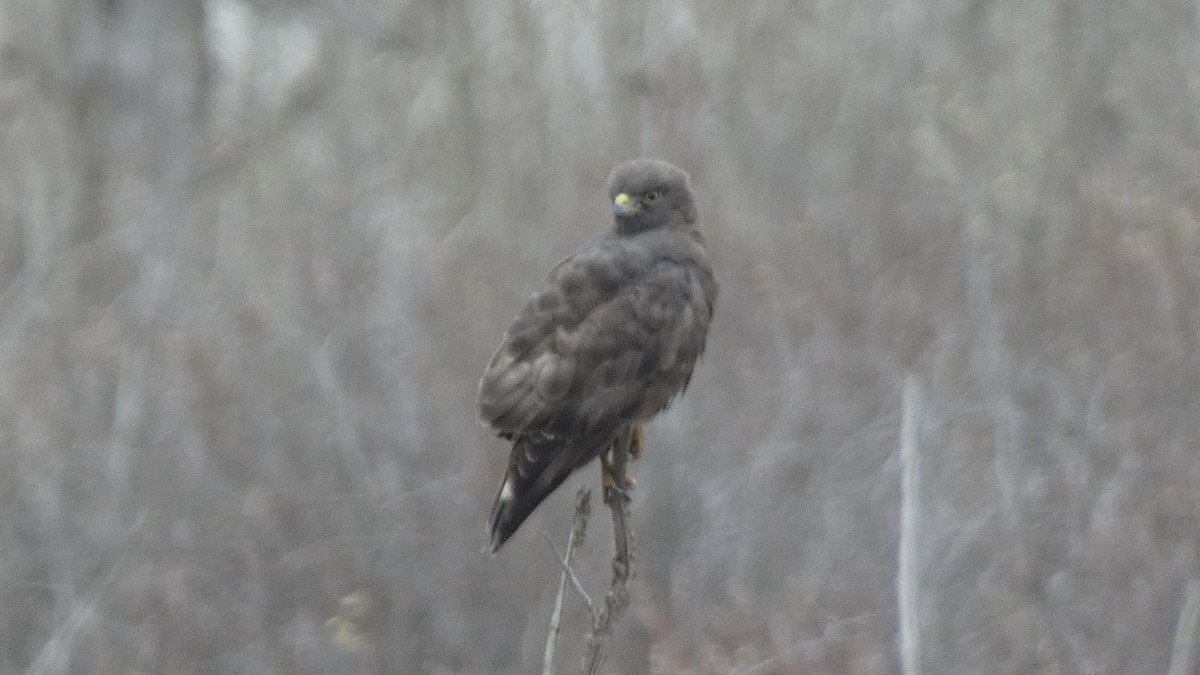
[{"x1": 479, "y1": 159, "x2": 717, "y2": 552}]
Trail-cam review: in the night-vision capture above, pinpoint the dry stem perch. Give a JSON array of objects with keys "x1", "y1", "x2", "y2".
[
  {"x1": 542, "y1": 487, "x2": 592, "y2": 675},
  {"x1": 579, "y1": 429, "x2": 636, "y2": 675}
]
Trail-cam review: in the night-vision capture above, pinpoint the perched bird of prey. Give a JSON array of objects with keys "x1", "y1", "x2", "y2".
[{"x1": 479, "y1": 159, "x2": 717, "y2": 552}]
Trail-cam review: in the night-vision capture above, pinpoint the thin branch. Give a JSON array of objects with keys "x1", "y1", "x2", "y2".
[
  {"x1": 544, "y1": 531, "x2": 597, "y2": 620},
  {"x1": 542, "y1": 487, "x2": 592, "y2": 675},
  {"x1": 897, "y1": 375, "x2": 924, "y2": 675},
  {"x1": 579, "y1": 428, "x2": 636, "y2": 675},
  {"x1": 1168, "y1": 579, "x2": 1200, "y2": 675}
]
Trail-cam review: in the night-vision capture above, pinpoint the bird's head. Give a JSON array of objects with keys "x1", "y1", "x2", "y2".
[{"x1": 606, "y1": 159, "x2": 697, "y2": 235}]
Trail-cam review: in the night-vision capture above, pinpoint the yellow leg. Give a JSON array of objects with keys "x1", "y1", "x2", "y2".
[
  {"x1": 601, "y1": 452, "x2": 615, "y2": 490},
  {"x1": 601, "y1": 428, "x2": 639, "y2": 501},
  {"x1": 601, "y1": 452, "x2": 633, "y2": 488}
]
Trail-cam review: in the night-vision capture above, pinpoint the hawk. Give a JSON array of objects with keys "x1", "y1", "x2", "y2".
[{"x1": 479, "y1": 159, "x2": 717, "y2": 552}]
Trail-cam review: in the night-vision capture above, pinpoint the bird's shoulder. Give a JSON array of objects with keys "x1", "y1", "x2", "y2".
[
  {"x1": 501, "y1": 228, "x2": 713, "y2": 341},
  {"x1": 503, "y1": 235, "x2": 694, "y2": 337},
  {"x1": 548, "y1": 229, "x2": 710, "y2": 292}
]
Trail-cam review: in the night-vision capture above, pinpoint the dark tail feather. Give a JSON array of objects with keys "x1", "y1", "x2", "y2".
[
  {"x1": 485, "y1": 434, "x2": 587, "y2": 553},
  {"x1": 485, "y1": 470, "x2": 544, "y2": 553}
]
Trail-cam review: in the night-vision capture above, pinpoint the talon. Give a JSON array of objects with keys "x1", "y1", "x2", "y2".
[
  {"x1": 601, "y1": 472, "x2": 636, "y2": 504},
  {"x1": 600, "y1": 455, "x2": 637, "y2": 492},
  {"x1": 603, "y1": 483, "x2": 632, "y2": 505},
  {"x1": 600, "y1": 428, "x2": 640, "y2": 503}
]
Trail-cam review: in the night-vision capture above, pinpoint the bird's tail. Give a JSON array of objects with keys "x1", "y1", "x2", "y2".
[{"x1": 485, "y1": 434, "x2": 593, "y2": 553}]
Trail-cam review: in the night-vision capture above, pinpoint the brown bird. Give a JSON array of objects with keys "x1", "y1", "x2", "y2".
[{"x1": 478, "y1": 159, "x2": 717, "y2": 552}]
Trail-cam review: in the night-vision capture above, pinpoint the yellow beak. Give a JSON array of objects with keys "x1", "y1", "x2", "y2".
[{"x1": 613, "y1": 192, "x2": 640, "y2": 216}]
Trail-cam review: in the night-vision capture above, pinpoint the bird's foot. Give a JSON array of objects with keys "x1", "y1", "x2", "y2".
[
  {"x1": 602, "y1": 481, "x2": 633, "y2": 505},
  {"x1": 600, "y1": 453, "x2": 636, "y2": 504},
  {"x1": 601, "y1": 470, "x2": 637, "y2": 490}
]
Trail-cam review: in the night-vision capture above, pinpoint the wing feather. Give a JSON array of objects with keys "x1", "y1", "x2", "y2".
[{"x1": 478, "y1": 234, "x2": 713, "y2": 439}]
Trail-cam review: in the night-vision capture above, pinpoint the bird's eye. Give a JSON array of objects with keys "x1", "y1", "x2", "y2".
[{"x1": 644, "y1": 191, "x2": 661, "y2": 202}]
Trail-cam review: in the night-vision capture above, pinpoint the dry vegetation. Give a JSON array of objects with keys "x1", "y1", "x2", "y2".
[{"x1": 1, "y1": 0, "x2": 1199, "y2": 672}]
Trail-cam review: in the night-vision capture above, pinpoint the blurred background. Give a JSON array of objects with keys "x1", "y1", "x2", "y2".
[{"x1": 1, "y1": 0, "x2": 1199, "y2": 673}]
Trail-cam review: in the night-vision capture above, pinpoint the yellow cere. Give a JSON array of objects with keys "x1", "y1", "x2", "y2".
[{"x1": 614, "y1": 193, "x2": 633, "y2": 209}]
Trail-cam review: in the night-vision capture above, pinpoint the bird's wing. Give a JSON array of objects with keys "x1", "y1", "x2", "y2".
[{"x1": 477, "y1": 236, "x2": 712, "y2": 441}]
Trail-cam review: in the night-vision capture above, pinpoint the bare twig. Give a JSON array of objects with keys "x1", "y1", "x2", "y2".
[
  {"x1": 545, "y1": 532, "x2": 597, "y2": 619},
  {"x1": 542, "y1": 487, "x2": 592, "y2": 675},
  {"x1": 1168, "y1": 579, "x2": 1200, "y2": 675},
  {"x1": 579, "y1": 428, "x2": 636, "y2": 675},
  {"x1": 897, "y1": 375, "x2": 924, "y2": 675}
]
